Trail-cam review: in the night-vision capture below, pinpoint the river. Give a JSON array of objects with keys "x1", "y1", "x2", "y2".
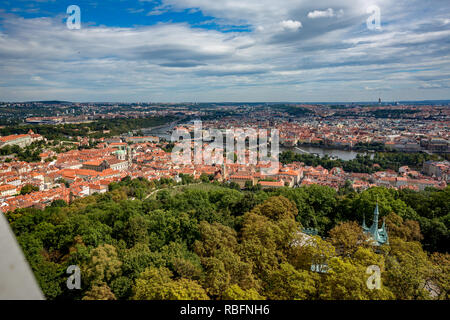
[
  {"x1": 143, "y1": 121, "x2": 369, "y2": 161},
  {"x1": 141, "y1": 120, "x2": 180, "y2": 141},
  {"x1": 281, "y1": 146, "x2": 369, "y2": 161}
]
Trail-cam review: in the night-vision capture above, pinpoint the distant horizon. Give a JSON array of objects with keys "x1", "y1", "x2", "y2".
[{"x1": 3, "y1": 99, "x2": 450, "y2": 105}]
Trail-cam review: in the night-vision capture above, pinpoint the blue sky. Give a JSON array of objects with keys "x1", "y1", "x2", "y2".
[
  {"x1": 0, "y1": 0, "x2": 449, "y2": 102},
  {"x1": 0, "y1": 1, "x2": 238, "y2": 30}
]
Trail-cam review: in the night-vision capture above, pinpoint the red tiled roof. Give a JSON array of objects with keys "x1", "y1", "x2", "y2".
[
  {"x1": 0, "y1": 134, "x2": 30, "y2": 142},
  {"x1": 258, "y1": 180, "x2": 284, "y2": 187}
]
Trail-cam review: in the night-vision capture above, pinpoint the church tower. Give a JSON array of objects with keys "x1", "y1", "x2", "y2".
[
  {"x1": 362, "y1": 202, "x2": 389, "y2": 246},
  {"x1": 127, "y1": 145, "x2": 132, "y2": 164}
]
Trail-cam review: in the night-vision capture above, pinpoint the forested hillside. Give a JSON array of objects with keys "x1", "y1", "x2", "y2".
[{"x1": 5, "y1": 178, "x2": 449, "y2": 300}]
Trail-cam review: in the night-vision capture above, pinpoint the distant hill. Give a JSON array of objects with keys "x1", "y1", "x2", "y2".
[{"x1": 25, "y1": 101, "x2": 72, "y2": 105}]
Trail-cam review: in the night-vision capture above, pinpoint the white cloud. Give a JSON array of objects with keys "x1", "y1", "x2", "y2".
[
  {"x1": 127, "y1": 8, "x2": 145, "y2": 14},
  {"x1": 307, "y1": 8, "x2": 337, "y2": 19},
  {"x1": 0, "y1": 0, "x2": 449, "y2": 101},
  {"x1": 161, "y1": 0, "x2": 368, "y2": 25},
  {"x1": 279, "y1": 20, "x2": 302, "y2": 31}
]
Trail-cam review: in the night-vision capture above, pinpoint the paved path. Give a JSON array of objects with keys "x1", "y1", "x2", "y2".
[{"x1": 144, "y1": 183, "x2": 201, "y2": 199}]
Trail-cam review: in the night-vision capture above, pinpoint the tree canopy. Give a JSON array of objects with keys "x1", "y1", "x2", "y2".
[{"x1": 5, "y1": 177, "x2": 449, "y2": 300}]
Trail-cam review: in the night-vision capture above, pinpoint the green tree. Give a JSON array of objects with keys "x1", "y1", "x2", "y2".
[
  {"x1": 194, "y1": 222, "x2": 258, "y2": 297},
  {"x1": 240, "y1": 196, "x2": 300, "y2": 279},
  {"x1": 82, "y1": 282, "x2": 116, "y2": 300},
  {"x1": 133, "y1": 267, "x2": 208, "y2": 300},
  {"x1": 20, "y1": 184, "x2": 39, "y2": 195},
  {"x1": 84, "y1": 244, "x2": 122, "y2": 284},
  {"x1": 320, "y1": 247, "x2": 394, "y2": 300},
  {"x1": 385, "y1": 212, "x2": 423, "y2": 242},
  {"x1": 264, "y1": 263, "x2": 319, "y2": 300},
  {"x1": 351, "y1": 187, "x2": 417, "y2": 222},
  {"x1": 223, "y1": 284, "x2": 264, "y2": 300},
  {"x1": 429, "y1": 252, "x2": 450, "y2": 300},
  {"x1": 385, "y1": 238, "x2": 434, "y2": 299},
  {"x1": 328, "y1": 221, "x2": 369, "y2": 256}
]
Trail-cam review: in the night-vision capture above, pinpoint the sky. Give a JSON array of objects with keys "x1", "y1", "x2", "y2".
[{"x1": 0, "y1": 0, "x2": 449, "y2": 102}]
